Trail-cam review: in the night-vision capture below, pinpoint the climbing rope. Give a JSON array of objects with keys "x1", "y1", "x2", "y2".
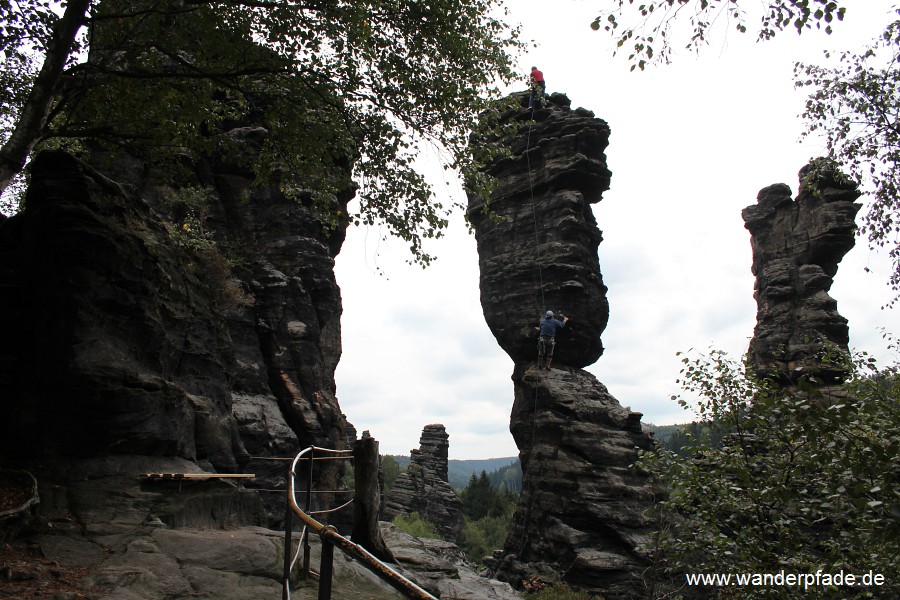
[
  {"x1": 490, "y1": 93, "x2": 557, "y2": 571},
  {"x1": 525, "y1": 102, "x2": 547, "y2": 316},
  {"x1": 514, "y1": 100, "x2": 544, "y2": 564}
]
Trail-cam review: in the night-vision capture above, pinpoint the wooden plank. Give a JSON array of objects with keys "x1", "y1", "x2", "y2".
[{"x1": 142, "y1": 473, "x2": 255, "y2": 479}]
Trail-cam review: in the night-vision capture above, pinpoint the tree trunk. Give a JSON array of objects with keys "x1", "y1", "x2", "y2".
[
  {"x1": 351, "y1": 433, "x2": 394, "y2": 562},
  {"x1": 0, "y1": 0, "x2": 91, "y2": 197}
]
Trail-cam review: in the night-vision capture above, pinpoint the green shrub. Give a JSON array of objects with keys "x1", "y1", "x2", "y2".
[
  {"x1": 392, "y1": 512, "x2": 440, "y2": 539},
  {"x1": 459, "y1": 514, "x2": 510, "y2": 564},
  {"x1": 639, "y1": 348, "x2": 900, "y2": 599},
  {"x1": 526, "y1": 582, "x2": 605, "y2": 600},
  {"x1": 381, "y1": 455, "x2": 400, "y2": 494},
  {"x1": 159, "y1": 185, "x2": 253, "y2": 314},
  {"x1": 162, "y1": 185, "x2": 216, "y2": 252}
]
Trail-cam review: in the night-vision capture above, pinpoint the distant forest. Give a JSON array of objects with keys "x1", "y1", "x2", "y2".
[
  {"x1": 384, "y1": 424, "x2": 708, "y2": 495},
  {"x1": 647, "y1": 422, "x2": 727, "y2": 456},
  {"x1": 385, "y1": 455, "x2": 522, "y2": 492}
]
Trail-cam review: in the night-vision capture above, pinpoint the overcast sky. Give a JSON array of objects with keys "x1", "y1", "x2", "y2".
[{"x1": 333, "y1": 0, "x2": 900, "y2": 460}]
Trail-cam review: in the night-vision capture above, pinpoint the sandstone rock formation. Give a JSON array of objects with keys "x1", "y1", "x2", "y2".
[
  {"x1": 468, "y1": 93, "x2": 611, "y2": 368},
  {"x1": 742, "y1": 161, "x2": 862, "y2": 383},
  {"x1": 0, "y1": 150, "x2": 251, "y2": 469},
  {"x1": 0, "y1": 137, "x2": 355, "y2": 525},
  {"x1": 468, "y1": 93, "x2": 656, "y2": 598},
  {"x1": 494, "y1": 365, "x2": 654, "y2": 597},
  {"x1": 0, "y1": 133, "x2": 503, "y2": 599},
  {"x1": 383, "y1": 425, "x2": 464, "y2": 543},
  {"x1": 379, "y1": 523, "x2": 521, "y2": 599},
  {"x1": 0, "y1": 454, "x2": 518, "y2": 600}
]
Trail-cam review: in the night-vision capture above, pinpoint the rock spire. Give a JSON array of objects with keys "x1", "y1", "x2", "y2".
[
  {"x1": 742, "y1": 161, "x2": 862, "y2": 383},
  {"x1": 383, "y1": 424, "x2": 464, "y2": 543},
  {"x1": 468, "y1": 94, "x2": 610, "y2": 367},
  {"x1": 467, "y1": 93, "x2": 655, "y2": 598}
]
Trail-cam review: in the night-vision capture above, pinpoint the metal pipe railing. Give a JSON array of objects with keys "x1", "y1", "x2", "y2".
[{"x1": 282, "y1": 446, "x2": 438, "y2": 600}]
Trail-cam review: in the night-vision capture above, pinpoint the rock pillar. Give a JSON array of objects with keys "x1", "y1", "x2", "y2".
[
  {"x1": 467, "y1": 93, "x2": 655, "y2": 599},
  {"x1": 742, "y1": 161, "x2": 862, "y2": 383},
  {"x1": 383, "y1": 424, "x2": 464, "y2": 543},
  {"x1": 468, "y1": 95, "x2": 610, "y2": 367}
]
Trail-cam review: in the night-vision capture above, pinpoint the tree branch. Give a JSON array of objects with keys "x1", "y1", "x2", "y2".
[{"x1": 0, "y1": 0, "x2": 91, "y2": 196}]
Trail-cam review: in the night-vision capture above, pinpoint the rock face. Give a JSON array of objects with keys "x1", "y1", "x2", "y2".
[
  {"x1": 742, "y1": 162, "x2": 862, "y2": 383},
  {"x1": 0, "y1": 454, "x2": 517, "y2": 600},
  {"x1": 0, "y1": 150, "x2": 249, "y2": 468},
  {"x1": 492, "y1": 365, "x2": 654, "y2": 597},
  {"x1": 468, "y1": 93, "x2": 611, "y2": 367},
  {"x1": 468, "y1": 94, "x2": 656, "y2": 598},
  {"x1": 0, "y1": 141, "x2": 355, "y2": 524},
  {"x1": 0, "y1": 127, "x2": 503, "y2": 600},
  {"x1": 379, "y1": 523, "x2": 521, "y2": 600},
  {"x1": 383, "y1": 425, "x2": 464, "y2": 543}
]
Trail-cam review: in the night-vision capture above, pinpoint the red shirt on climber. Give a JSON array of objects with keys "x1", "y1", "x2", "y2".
[{"x1": 529, "y1": 67, "x2": 546, "y2": 109}]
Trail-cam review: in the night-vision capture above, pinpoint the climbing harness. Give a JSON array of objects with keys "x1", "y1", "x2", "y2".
[{"x1": 528, "y1": 80, "x2": 547, "y2": 111}]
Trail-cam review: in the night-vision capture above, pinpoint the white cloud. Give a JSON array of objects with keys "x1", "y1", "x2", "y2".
[{"x1": 334, "y1": 0, "x2": 900, "y2": 459}]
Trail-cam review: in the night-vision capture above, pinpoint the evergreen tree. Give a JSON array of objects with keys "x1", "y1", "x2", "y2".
[
  {"x1": 480, "y1": 459, "x2": 522, "y2": 494},
  {"x1": 461, "y1": 470, "x2": 508, "y2": 521},
  {"x1": 381, "y1": 455, "x2": 400, "y2": 494}
]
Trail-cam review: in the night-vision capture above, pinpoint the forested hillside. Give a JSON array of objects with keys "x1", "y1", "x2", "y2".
[{"x1": 385, "y1": 455, "x2": 520, "y2": 491}]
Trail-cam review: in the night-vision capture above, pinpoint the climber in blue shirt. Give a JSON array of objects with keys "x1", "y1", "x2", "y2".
[{"x1": 537, "y1": 310, "x2": 568, "y2": 370}]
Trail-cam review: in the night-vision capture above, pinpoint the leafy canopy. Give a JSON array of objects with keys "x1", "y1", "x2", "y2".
[
  {"x1": 796, "y1": 12, "x2": 900, "y2": 303},
  {"x1": 592, "y1": 1, "x2": 847, "y2": 70},
  {"x1": 639, "y1": 348, "x2": 899, "y2": 598},
  {"x1": 0, "y1": 0, "x2": 523, "y2": 265}
]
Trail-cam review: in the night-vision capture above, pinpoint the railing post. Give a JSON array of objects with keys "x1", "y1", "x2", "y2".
[
  {"x1": 303, "y1": 448, "x2": 314, "y2": 575},
  {"x1": 318, "y1": 534, "x2": 334, "y2": 600},
  {"x1": 351, "y1": 432, "x2": 394, "y2": 561},
  {"x1": 284, "y1": 446, "x2": 440, "y2": 600},
  {"x1": 282, "y1": 460, "x2": 293, "y2": 600}
]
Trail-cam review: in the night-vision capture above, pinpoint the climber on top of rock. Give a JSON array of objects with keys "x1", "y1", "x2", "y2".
[
  {"x1": 528, "y1": 66, "x2": 545, "y2": 109},
  {"x1": 536, "y1": 310, "x2": 568, "y2": 370}
]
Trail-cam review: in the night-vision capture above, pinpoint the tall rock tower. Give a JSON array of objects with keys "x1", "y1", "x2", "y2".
[
  {"x1": 467, "y1": 94, "x2": 655, "y2": 599},
  {"x1": 0, "y1": 133, "x2": 357, "y2": 525},
  {"x1": 383, "y1": 424, "x2": 464, "y2": 543},
  {"x1": 742, "y1": 161, "x2": 862, "y2": 384},
  {"x1": 468, "y1": 96, "x2": 610, "y2": 366}
]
